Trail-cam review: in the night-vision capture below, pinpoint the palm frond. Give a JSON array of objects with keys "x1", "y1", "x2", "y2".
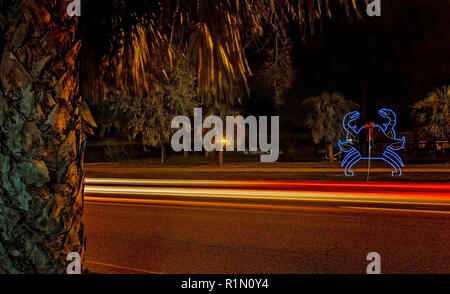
[
  {"x1": 303, "y1": 91, "x2": 359, "y2": 144},
  {"x1": 412, "y1": 84, "x2": 450, "y2": 139},
  {"x1": 81, "y1": 0, "x2": 367, "y2": 105}
]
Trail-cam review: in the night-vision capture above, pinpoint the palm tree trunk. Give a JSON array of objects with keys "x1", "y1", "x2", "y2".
[
  {"x1": 218, "y1": 150, "x2": 224, "y2": 167},
  {"x1": 161, "y1": 144, "x2": 166, "y2": 165},
  {"x1": 0, "y1": 0, "x2": 86, "y2": 273},
  {"x1": 432, "y1": 137, "x2": 437, "y2": 161},
  {"x1": 328, "y1": 143, "x2": 334, "y2": 163}
]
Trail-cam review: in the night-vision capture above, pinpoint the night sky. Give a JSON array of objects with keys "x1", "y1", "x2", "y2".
[{"x1": 246, "y1": 0, "x2": 450, "y2": 131}]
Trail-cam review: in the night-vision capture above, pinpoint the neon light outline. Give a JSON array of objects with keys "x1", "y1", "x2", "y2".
[{"x1": 338, "y1": 108, "x2": 406, "y2": 176}]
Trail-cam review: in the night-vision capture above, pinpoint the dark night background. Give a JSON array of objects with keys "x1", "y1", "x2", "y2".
[{"x1": 245, "y1": 0, "x2": 450, "y2": 131}]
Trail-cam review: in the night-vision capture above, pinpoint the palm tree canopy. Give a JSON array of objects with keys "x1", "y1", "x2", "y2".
[
  {"x1": 412, "y1": 85, "x2": 450, "y2": 139},
  {"x1": 80, "y1": 0, "x2": 368, "y2": 105},
  {"x1": 303, "y1": 92, "x2": 359, "y2": 144}
]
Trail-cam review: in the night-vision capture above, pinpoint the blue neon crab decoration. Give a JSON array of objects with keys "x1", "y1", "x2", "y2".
[{"x1": 338, "y1": 108, "x2": 406, "y2": 176}]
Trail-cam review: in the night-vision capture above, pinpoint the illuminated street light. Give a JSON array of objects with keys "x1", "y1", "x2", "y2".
[{"x1": 218, "y1": 137, "x2": 228, "y2": 167}]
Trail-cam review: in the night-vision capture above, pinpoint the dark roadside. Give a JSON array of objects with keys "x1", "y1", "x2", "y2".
[{"x1": 85, "y1": 161, "x2": 450, "y2": 182}]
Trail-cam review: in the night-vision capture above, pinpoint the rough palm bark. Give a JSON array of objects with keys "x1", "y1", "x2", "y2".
[
  {"x1": 0, "y1": 0, "x2": 89, "y2": 273},
  {"x1": 327, "y1": 143, "x2": 334, "y2": 163}
]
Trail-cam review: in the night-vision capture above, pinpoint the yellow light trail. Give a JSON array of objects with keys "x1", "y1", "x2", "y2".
[
  {"x1": 84, "y1": 184, "x2": 450, "y2": 207},
  {"x1": 85, "y1": 178, "x2": 450, "y2": 190}
]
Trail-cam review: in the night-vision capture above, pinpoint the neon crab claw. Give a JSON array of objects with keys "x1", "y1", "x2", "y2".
[
  {"x1": 378, "y1": 108, "x2": 397, "y2": 134},
  {"x1": 342, "y1": 110, "x2": 360, "y2": 138}
]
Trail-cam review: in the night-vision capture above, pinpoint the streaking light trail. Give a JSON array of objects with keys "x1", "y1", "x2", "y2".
[
  {"x1": 85, "y1": 178, "x2": 450, "y2": 191},
  {"x1": 84, "y1": 179, "x2": 450, "y2": 207}
]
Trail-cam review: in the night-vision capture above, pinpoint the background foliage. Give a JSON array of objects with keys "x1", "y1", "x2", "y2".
[
  {"x1": 302, "y1": 91, "x2": 359, "y2": 146},
  {"x1": 412, "y1": 85, "x2": 450, "y2": 140},
  {"x1": 108, "y1": 64, "x2": 198, "y2": 148}
]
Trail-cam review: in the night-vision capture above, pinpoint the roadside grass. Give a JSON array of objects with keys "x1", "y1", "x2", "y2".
[{"x1": 86, "y1": 160, "x2": 450, "y2": 182}]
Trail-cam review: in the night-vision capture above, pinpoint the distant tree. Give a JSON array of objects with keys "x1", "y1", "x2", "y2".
[
  {"x1": 262, "y1": 39, "x2": 296, "y2": 107},
  {"x1": 112, "y1": 64, "x2": 198, "y2": 164},
  {"x1": 303, "y1": 92, "x2": 359, "y2": 162},
  {"x1": 412, "y1": 85, "x2": 450, "y2": 144}
]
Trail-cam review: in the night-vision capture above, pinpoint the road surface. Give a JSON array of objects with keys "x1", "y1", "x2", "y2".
[{"x1": 84, "y1": 179, "x2": 450, "y2": 274}]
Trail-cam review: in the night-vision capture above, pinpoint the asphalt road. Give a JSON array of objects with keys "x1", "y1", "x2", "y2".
[{"x1": 84, "y1": 180, "x2": 450, "y2": 274}]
